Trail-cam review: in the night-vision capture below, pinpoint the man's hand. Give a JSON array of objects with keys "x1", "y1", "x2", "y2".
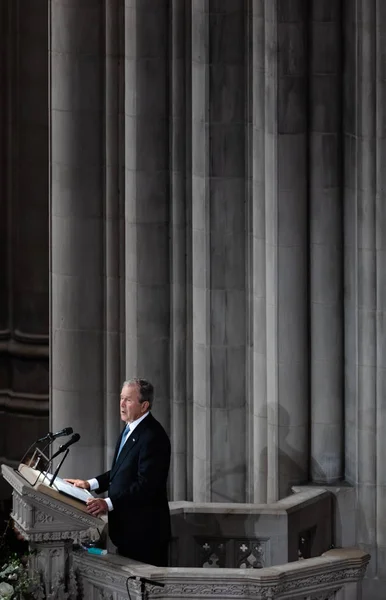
[
  {"x1": 64, "y1": 478, "x2": 90, "y2": 490},
  {"x1": 86, "y1": 498, "x2": 108, "y2": 517}
]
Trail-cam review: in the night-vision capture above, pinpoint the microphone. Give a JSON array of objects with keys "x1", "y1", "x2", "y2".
[
  {"x1": 51, "y1": 433, "x2": 80, "y2": 460},
  {"x1": 37, "y1": 427, "x2": 73, "y2": 443}
]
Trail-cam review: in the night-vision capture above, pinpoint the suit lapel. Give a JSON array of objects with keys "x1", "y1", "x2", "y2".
[{"x1": 110, "y1": 413, "x2": 152, "y2": 478}]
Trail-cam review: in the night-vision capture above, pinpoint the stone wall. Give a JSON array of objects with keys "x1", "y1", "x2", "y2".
[
  {"x1": 1, "y1": 1, "x2": 386, "y2": 597},
  {"x1": 0, "y1": 0, "x2": 49, "y2": 502},
  {"x1": 47, "y1": 0, "x2": 345, "y2": 503}
]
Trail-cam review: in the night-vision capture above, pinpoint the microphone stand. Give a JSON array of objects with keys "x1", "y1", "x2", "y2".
[{"x1": 49, "y1": 449, "x2": 69, "y2": 488}]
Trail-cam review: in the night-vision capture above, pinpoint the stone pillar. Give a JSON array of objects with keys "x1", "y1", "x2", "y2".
[
  {"x1": 191, "y1": 0, "x2": 211, "y2": 502},
  {"x1": 375, "y1": 2, "x2": 386, "y2": 587},
  {"x1": 50, "y1": 0, "x2": 105, "y2": 477},
  {"x1": 309, "y1": 0, "x2": 343, "y2": 483},
  {"x1": 210, "y1": 0, "x2": 246, "y2": 503},
  {"x1": 124, "y1": 0, "x2": 170, "y2": 431},
  {"x1": 265, "y1": 0, "x2": 308, "y2": 501},
  {"x1": 344, "y1": 0, "x2": 378, "y2": 594},
  {"x1": 170, "y1": 0, "x2": 188, "y2": 500},
  {"x1": 191, "y1": 0, "x2": 247, "y2": 502},
  {"x1": 246, "y1": 0, "x2": 267, "y2": 504},
  {"x1": 104, "y1": 0, "x2": 125, "y2": 468}
]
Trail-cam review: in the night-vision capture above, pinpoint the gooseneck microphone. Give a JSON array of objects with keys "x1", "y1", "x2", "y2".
[
  {"x1": 51, "y1": 433, "x2": 80, "y2": 460},
  {"x1": 37, "y1": 427, "x2": 73, "y2": 443}
]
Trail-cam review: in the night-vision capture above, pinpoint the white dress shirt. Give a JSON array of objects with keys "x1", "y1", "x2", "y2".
[{"x1": 88, "y1": 411, "x2": 150, "y2": 511}]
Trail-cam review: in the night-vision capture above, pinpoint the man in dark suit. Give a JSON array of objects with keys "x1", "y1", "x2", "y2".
[{"x1": 65, "y1": 378, "x2": 171, "y2": 566}]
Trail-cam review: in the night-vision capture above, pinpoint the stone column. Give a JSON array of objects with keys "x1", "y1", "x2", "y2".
[
  {"x1": 246, "y1": 0, "x2": 267, "y2": 504},
  {"x1": 265, "y1": 0, "x2": 308, "y2": 501},
  {"x1": 309, "y1": 0, "x2": 343, "y2": 483},
  {"x1": 104, "y1": 0, "x2": 125, "y2": 468},
  {"x1": 376, "y1": 2, "x2": 386, "y2": 587},
  {"x1": 191, "y1": 0, "x2": 247, "y2": 502},
  {"x1": 344, "y1": 0, "x2": 378, "y2": 594},
  {"x1": 209, "y1": 0, "x2": 246, "y2": 503},
  {"x1": 191, "y1": 0, "x2": 211, "y2": 502},
  {"x1": 50, "y1": 0, "x2": 105, "y2": 477},
  {"x1": 170, "y1": 0, "x2": 188, "y2": 500},
  {"x1": 124, "y1": 0, "x2": 170, "y2": 431}
]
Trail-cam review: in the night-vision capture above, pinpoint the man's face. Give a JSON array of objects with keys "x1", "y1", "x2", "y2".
[{"x1": 120, "y1": 384, "x2": 149, "y2": 424}]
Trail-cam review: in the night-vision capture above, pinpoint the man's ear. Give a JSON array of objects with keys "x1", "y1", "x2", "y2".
[{"x1": 142, "y1": 400, "x2": 150, "y2": 413}]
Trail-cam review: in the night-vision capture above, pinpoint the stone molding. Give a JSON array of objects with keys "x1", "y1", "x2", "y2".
[
  {"x1": 2, "y1": 464, "x2": 101, "y2": 543},
  {"x1": 73, "y1": 549, "x2": 370, "y2": 600}
]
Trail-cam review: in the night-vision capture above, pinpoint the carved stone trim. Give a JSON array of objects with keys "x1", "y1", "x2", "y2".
[
  {"x1": 3, "y1": 468, "x2": 25, "y2": 495},
  {"x1": 35, "y1": 510, "x2": 55, "y2": 524},
  {"x1": 74, "y1": 561, "x2": 130, "y2": 591},
  {"x1": 278, "y1": 564, "x2": 368, "y2": 596},
  {"x1": 24, "y1": 490, "x2": 98, "y2": 527},
  {"x1": 74, "y1": 555, "x2": 369, "y2": 599}
]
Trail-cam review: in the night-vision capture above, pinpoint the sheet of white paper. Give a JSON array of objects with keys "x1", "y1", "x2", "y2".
[{"x1": 43, "y1": 472, "x2": 93, "y2": 503}]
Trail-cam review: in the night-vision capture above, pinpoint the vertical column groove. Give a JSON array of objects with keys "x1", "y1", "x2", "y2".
[
  {"x1": 265, "y1": 0, "x2": 309, "y2": 501},
  {"x1": 246, "y1": 0, "x2": 267, "y2": 503},
  {"x1": 310, "y1": 0, "x2": 344, "y2": 484},
  {"x1": 124, "y1": 0, "x2": 170, "y2": 432},
  {"x1": 170, "y1": 0, "x2": 187, "y2": 500},
  {"x1": 50, "y1": 0, "x2": 105, "y2": 477},
  {"x1": 191, "y1": 0, "x2": 211, "y2": 502},
  {"x1": 104, "y1": 0, "x2": 124, "y2": 469}
]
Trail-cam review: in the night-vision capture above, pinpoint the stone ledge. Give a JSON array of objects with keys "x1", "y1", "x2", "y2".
[
  {"x1": 74, "y1": 547, "x2": 370, "y2": 599},
  {"x1": 169, "y1": 487, "x2": 329, "y2": 516}
]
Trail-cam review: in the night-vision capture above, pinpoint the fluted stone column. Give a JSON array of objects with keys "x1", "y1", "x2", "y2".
[
  {"x1": 170, "y1": 0, "x2": 188, "y2": 500},
  {"x1": 124, "y1": 0, "x2": 170, "y2": 432},
  {"x1": 247, "y1": 0, "x2": 267, "y2": 504},
  {"x1": 265, "y1": 0, "x2": 308, "y2": 501},
  {"x1": 344, "y1": 0, "x2": 378, "y2": 594},
  {"x1": 104, "y1": 0, "x2": 125, "y2": 468},
  {"x1": 191, "y1": 0, "x2": 247, "y2": 503},
  {"x1": 309, "y1": 0, "x2": 343, "y2": 484},
  {"x1": 191, "y1": 0, "x2": 211, "y2": 502},
  {"x1": 375, "y1": 3, "x2": 386, "y2": 586},
  {"x1": 210, "y1": 0, "x2": 246, "y2": 503},
  {"x1": 50, "y1": 0, "x2": 105, "y2": 477}
]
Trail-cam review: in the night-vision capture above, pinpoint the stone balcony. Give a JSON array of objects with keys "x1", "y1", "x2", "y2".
[
  {"x1": 1, "y1": 465, "x2": 370, "y2": 599},
  {"x1": 73, "y1": 488, "x2": 368, "y2": 599},
  {"x1": 168, "y1": 488, "x2": 332, "y2": 568},
  {"x1": 74, "y1": 547, "x2": 369, "y2": 600}
]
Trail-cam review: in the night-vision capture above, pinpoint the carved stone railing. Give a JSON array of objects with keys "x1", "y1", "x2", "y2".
[
  {"x1": 169, "y1": 488, "x2": 332, "y2": 568},
  {"x1": 74, "y1": 547, "x2": 370, "y2": 600},
  {"x1": 1, "y1": 465, "x2": 370, "y2": 599}
]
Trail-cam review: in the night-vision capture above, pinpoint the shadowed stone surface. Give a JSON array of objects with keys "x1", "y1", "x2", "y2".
[{"x1": 0, "y1": 1, "x2": 386, "y2": 598}]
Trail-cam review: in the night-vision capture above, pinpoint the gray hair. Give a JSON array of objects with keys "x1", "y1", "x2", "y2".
[{"x1": 122, "y1": 378, "x2": 154, "y2": 409}]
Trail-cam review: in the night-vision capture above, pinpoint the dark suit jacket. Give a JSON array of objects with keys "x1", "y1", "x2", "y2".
[{"x1": 95, "y1": 412, "x2": 171, "y2": 550}]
